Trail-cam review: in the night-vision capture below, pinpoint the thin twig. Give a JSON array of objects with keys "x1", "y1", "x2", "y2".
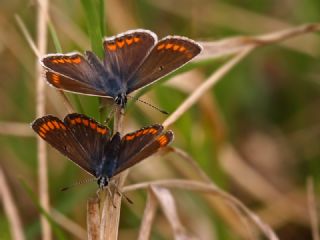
[
  {"x1": 307, "y1": 177, "x2": 320, "y2": 240},
  {"x1": 123, "y1": 179, "x2": 279, "y2": 240},
  {"x1": 51, "y1": 209, "x2": 86, "y2": 240},
  {"x1": 36, "y1": 0, "x2": 50, "y2": 239},
  {"x1": 138, "y1": 188, "x2": 158, "y2": 240},
  {"x1": 162, "y1": 47, "x2": 253, "y2": 128},
  {"x1": 0, "y1": 166, "x2": 25, "y2": 240}
]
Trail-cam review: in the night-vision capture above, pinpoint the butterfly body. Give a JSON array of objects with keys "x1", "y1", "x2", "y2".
[
  {"x1": 31, "y1": 113, "x2": 173, "y2": 188},
  {"x1": 41, "y1": 29, "x2": 202, "y2": 108}
]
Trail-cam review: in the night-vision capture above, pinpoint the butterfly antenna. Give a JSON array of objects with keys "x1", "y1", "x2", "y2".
[
  {"x1": 61, "y1": 178, "x2": 96, "y2": 191},
  {"x1": 127, "y1": 95, "x2": 168, "y2": 115}
]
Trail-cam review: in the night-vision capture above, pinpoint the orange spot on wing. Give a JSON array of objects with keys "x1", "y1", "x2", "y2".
[
  {"x1": 47, "y1": 121, "x2": 55, "y2": 129},
  {"x1": 64, "y1": 58, "x2": 72, "y2": 63},
  {"x1": 125, "y1": 37, "x2": 133, "y2": 45},
  {"x1": 149, "y1": 128, "x2": 157, "y2": 134},
  {"x1": 143, "y1": 129, "x2": 149, "y2": 134},
  {"x1": 83, "y1": 119, "x2": 89, "y2": 126},
  {"x1": 39, "y1": 132, "x2": 46, "y2": 138},
  {"x1": 75, "y1": 118, "x2": 81, "y2": 123},
  {"x1": 70, "y1": 119, "x2": 76, "y2": 125},
  {"x1": 59, "y1": 123, "x2": 66, "y2": 130},
  {"x1": 57, "y1": 58, "x2": 65, "y2": 63},
  {"x1": 157, "y1": 135, "x2": 168, "y2": 146},
  {"x1": 133, "y1": 37, "x2": 140, "y2": 42},
  {"x1": 157, "y1": 44, "x2": 165, "y2": 50},
  {"x1": 179, "y1": 46, "x2": 186, "y2": 52},
  {"x1": 53, "y1": 121, "x2": 60, "y2": 129},
  {"x1": 165, "y1": 43, "x2": 173, "y2": 49},
  {"x1": 52, "y1": 59, "x2": 59, "y2": 64},
  {"x1": 136, "y1": 131, "x2": 143, "y2": 137},
  {"x1": 107, "y1": 43, "x2": 117, "y2": 51},
  {"x1": 72, "y1": 57, "x2": 81, "y2": 64},
  {"x1": 52, "y1": 74, "x2": 60, "y2": 84},
  {"x1": 125, "y1": 135, "x2": 135, "y2": 141},
  {"x1": 42, "y1": 123, "x2": 50, "y2": 131},
  {"x1": 98, "y1": 128, "x2": 107, "y2": 135},
  {"x1": 116, "y1": 39, "x2": 125, "y2": 48},
  {"x1": 173, "y1": 45, "x2": 180, "y2": 51},
  {"x1": 39, "y1": 127, "x2": 46, "y2": 133},
  {"x1": 90, "y1": 122, "x2": 97, "y2": 129}
]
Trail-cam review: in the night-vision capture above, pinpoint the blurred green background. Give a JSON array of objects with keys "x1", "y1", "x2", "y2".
[{"x1": 0, "y1": 0, "x2": 320, "y2": 239}]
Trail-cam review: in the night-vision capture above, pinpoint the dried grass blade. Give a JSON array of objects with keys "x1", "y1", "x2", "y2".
[
  {"x1": 151, "y1": 186, "x2": 197, "y2": 240},
  {"x1": 138, "y1": 188, "x2": 158, "y2": 240},
  {"x1": 0, "y1": 166, "x2": 25, "y2": 240},
  {"x1": 307, "y1": 177, "x2": 320, "y2": 240}
]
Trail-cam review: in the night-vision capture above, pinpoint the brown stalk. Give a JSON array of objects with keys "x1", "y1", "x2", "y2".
[
  {"x1": 138, "y1": 188, "x2": 158, "y2": 240},
  {"x1": 36, "y1": 0, "x2": 51, "y2": 239},
  {"x1": 307, "y1": 177, "x2": 320, "y2": 240},
  {"x1": 87, "y1": 197, "x2": 100, "y2": 240},
  {"x1": 0, "y1": 166, "x2": 25, "y2": 240}
]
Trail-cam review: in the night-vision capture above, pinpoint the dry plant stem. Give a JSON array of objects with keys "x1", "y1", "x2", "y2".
[
  {"x1": 197, "y1": 23, "x2": 320, "y2": 61},
  {"x1": 138, "y1": 188, "x2": 158, "y2": 240},
  {"x1": 99, "y1": 107, "x2": 126, "y2": 240},
  {"x1": 36, "y1": 0, "x2": 51, "y2": 239},
  {"x1": 124, "y1": 179, "x2": 279, "y2": 240},
  {"x1": 151, "y1": 186, "x2": 194, "y2": 239},
  {"x1": 163, "y1": 47, "x2": 253, "y2": 128},
  {"x1": 307, "y1": 178, "x2": 320, "y2": 240},
  {"x1": 87, "y1": 197, "x2": 100, "y2": 240},
  {"x1": 0, "y1": 166, "x2": 25, "y2": 240}
]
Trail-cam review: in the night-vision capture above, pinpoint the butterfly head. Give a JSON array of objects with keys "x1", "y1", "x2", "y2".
[
  {"x1": 97, "y1": 176, "x2": 109, "y2": 188},
  {"x1": 115, "y1": 93, "x2": 127, "y2": 108}
]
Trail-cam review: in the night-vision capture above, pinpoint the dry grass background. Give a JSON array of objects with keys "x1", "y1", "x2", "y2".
[{"x1": 0, "y1": 0, "x2": 320, "y2": 239}]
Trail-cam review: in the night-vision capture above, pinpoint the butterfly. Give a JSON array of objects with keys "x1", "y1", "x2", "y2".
[
  {"x1": 41, "y1": 29, "x2": 202, "y2": 108},
  {"x1": 31, "y1": 113, "x2": 173, "y2": 188}
]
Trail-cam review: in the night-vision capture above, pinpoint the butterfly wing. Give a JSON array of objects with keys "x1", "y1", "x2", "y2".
[
  {"x1": 113, "y1": 125, "x2": 174, "y2": 176},
  {"x1": 103, "y1": 29, "x2": 157, "y2": 82},
  {"x1": 63, "y1": 113, "x2": 111, "y2": 176},
  {"x1": 41, "y1": 52, "x2": 113, "y2": 97},
  {"x1": 32, "y1": 114, "x2": 111, "y2": 177},
  {"x1": 127, "y1": 36, "x2": 202, "y2": 92}
]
